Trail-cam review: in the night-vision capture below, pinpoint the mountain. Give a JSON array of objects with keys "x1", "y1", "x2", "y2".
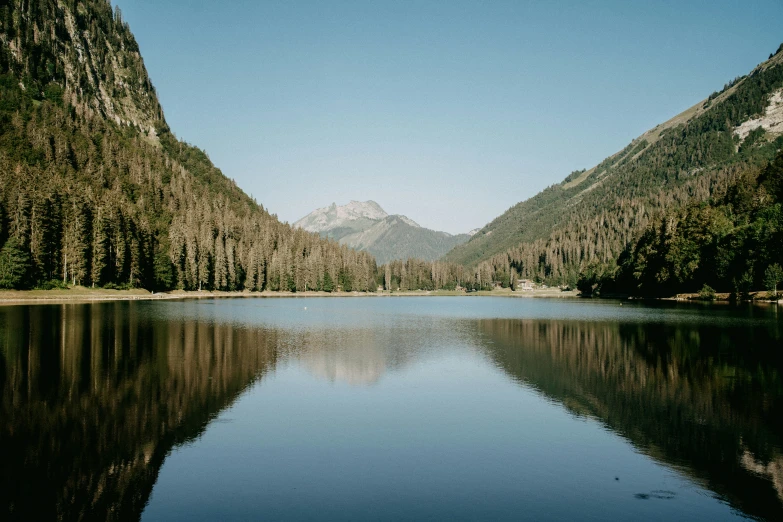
[
  {"x1": 0, "y1": 0, "x2": 376, "y2": 292},
  {"x1": 295, "y1": 200, "x2": 471, "y2": 264},
  {"x1": 443, "y1": 45, "x2": 783, "y2": 286},
  {"x1": 294, "y1": 200, "x2": 389, "y2": 239}
]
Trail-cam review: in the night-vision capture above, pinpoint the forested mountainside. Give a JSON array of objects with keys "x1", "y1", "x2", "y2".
[
  {"x1": 295, "y1": 200, "x2": 471, "y2": 264},
  {"x1": 590, "y1": 148, "x2": 783, "y2": 298},
  {"x1": 0, "y1": 0, "x2": 376, "y2": 292},
  {"x1": 444, "y1": 45, "x2": 783, "y2": 287},
  {"x1": 370, "y1": 149, "x2": 783, "y2": 295}
]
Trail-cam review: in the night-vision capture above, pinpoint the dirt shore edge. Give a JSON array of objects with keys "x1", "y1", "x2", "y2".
[{"x1": 0, "y1": 287, "x2": 580, "y2": 304}]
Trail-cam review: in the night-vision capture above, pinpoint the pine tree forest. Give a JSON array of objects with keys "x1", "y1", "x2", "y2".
[{"x1": 0, "y1": 0, "x2": 377, "y2": 292}]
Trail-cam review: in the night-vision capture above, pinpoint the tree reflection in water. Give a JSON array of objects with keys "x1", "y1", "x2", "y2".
[
  {"x1": 478, "y1": 317, "x2": 783, "y2": 521},
  {"x1": 0, "y1": 302, "x2": 278, "y2": 521}
]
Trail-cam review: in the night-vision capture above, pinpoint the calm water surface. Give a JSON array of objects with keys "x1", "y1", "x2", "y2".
[{"x1": 1, "y1": 297, "x2": 782, "y2": 521}]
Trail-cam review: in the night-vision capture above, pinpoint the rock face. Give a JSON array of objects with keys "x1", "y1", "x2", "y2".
[
  {"x1": 295, "y1": 201, "x2": 472, "y2": 264},
  {"x1": 2, "y1": 0, "x2": 165, "y2": 135},
  {"x1": 294, "y1": 200, "x2": 389, "y2": 237},
  {"x1": 734, "y1": 87, "x2": 783, "y2": 141}
]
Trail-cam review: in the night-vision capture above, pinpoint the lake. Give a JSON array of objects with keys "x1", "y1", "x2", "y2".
[{"x1": 1, "y1": 297, "x2": 782, "y2": 521}]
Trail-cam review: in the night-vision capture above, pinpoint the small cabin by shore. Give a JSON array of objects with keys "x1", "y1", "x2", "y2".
[{"x1": 517, "y1": 279, "x2": 534, "y2": 291}]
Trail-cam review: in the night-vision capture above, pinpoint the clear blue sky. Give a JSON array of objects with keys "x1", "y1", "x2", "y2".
[{"x1": 118, "y1": 0, "x2": 783, "y2": 234}]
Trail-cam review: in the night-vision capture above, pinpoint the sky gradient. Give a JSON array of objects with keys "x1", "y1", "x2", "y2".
[{"x1": 118, "y1": 0, "x2": 783, "y2": 234}]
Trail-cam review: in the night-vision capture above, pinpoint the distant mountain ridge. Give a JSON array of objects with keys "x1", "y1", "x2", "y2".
[{"x1": 295, "y1": 201, "x2": 471, "y2": 264}]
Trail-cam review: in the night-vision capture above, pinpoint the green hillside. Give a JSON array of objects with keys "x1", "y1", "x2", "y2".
[
  {"x1": 443, "y1": 46, "x2": 783, "y2": 286},
  {"x1": 0, "y1": 0, "x2": 376, "y2": 292}
]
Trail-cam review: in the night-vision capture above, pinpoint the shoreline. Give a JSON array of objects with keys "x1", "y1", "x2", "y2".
[
  {"x1": 1, "y1": 287, "x2": 779, "y2": 305},
  {"x1": 0, "y1": 287, "x2": 580, "y2": 304}
]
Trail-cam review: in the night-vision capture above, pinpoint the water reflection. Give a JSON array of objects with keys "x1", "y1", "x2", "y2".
[
  {"x1": 0, "y1": 299, "x2": 781, "y2": 521},
  {"x1": 0, "y1": 303, "x2": 278, "y2": 521},
  {"x1": 293, "y1": 324, "x2": 450, "y2": 385},
  {"x1": 298, "y1": 330, "x2": 389, "y2": 385},
  {"x1": 478, "y1": 317, "x2": 783, "y2": 521}
]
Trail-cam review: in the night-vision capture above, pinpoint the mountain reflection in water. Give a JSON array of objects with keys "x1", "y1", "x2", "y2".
[
  {"x1": 0, "y1": 303, "x2": 278, "y2": 521},
  {"x1": 478, "y1": 317, "x2": 783, "y2": 521},
  {"x1": 0, "y1": 299, "x2": 781, "y2": 521}
]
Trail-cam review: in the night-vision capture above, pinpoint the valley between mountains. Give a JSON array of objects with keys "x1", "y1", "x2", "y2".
[{"x1": 0, "y1": 1, "x2": 782, "y2": 299}]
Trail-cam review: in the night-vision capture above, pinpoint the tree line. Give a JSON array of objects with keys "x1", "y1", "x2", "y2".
[{"x1": 372, "y1": 257, "x2": 519, "y2": 292}]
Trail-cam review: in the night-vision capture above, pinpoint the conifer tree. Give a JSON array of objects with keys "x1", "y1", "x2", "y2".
[{"x1": 0, "y1": 237, "x2": 31, "y2": 288}]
